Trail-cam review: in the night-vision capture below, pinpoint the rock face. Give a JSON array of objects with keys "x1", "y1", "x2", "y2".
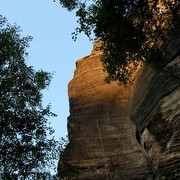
[
  {"x1": 130, "y1": 33, "x2": 180, "y2": 179},
  {"x1": 58, "y1": 39, "x2": 180, "y2": 179},
  {"x1": 59, "y1": 48, "x2": 153, "y2": 179},
  {"x1": 130, "y1": 55, "x2": 180, "y2": 179}
]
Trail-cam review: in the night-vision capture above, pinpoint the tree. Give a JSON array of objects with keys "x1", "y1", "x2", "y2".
[
  {"x1": 58, "y1": 0, "x2": 179, "y2": 84},
  {"x1": 0, "y1": 15, "x2": 60, "y2": 179}
]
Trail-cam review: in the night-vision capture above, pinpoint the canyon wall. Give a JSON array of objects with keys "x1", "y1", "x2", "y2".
[{"x1": 58, "y1": 37, "x2": 179, "y2": 179}]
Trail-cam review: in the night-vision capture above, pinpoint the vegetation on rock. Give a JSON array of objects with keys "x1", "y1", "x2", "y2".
[{"x1": 58, "y1": 0, "x2": 179, "y2": 84}]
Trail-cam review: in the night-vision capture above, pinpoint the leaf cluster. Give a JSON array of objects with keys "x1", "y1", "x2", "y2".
[
  {"x1": 0, "y1": 15, "x2": 60, "y2": 179},
  {"x1": 59, "y1": 0, "x2": 179, "y2": 84}
]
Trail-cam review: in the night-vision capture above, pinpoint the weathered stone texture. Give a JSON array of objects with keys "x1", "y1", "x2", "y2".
[
  {"x1": 59, "y1": 51, "x2": 153, "y2": 179},
  {"x1": 58, "y1": 36, "x2": 180, "y2": 179},
  {"x1": 130, "y1": 56, "x2": 180, "y2": 179}
]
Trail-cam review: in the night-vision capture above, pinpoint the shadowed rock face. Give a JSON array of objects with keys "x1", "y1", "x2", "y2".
[
  {"x1": 58, "y1": 37, "x2": 180, "y2": 179},
  {"x1": 130, "y1": 32, "x2": 180, "y2": 179},
  {"x1": 130, "y1": 56, "x2": 180, "y2": 179}
]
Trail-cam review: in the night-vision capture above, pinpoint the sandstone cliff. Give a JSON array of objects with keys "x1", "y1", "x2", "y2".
[
  {"x1": 130, "y1": 57, "x2": 180, "y2": 179},
  {"x1": 130, "y1": 34, "x2": 180, "y2": 179},
  {"x1": 58, "y1": 39, "x2": 179, "y2": 179}
]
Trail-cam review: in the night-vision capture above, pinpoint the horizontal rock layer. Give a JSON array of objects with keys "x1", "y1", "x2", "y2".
[
  {"x1": 59, "y1": 33, "x2": 180, "y2": 179},
  {"x1": 59, "y1": 50, "x2": 153, "y2": 179},
  {"x1": 130, "y1": 56, "x2": 180, "y2": 179}
]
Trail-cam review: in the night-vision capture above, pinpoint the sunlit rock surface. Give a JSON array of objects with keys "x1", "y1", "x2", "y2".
[
  {"x1": 58, "y1": 47, "x2": 153, "y2": 179},
  {"x1": 58, "y1": 37, "x2": 179, "y2": 179}
]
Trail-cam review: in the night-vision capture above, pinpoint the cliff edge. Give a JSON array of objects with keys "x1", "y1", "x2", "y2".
[{"x1": 58, "y1": 37, "x2": 180, "y2": 179}]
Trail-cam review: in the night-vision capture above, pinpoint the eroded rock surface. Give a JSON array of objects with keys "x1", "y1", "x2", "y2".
[
  {"x1": 58, "y1": 39, "x2": 180, "y2": 179},
  {"x1": 130, "y1": 56, "x2": 180, "y2": 179},
  {"x1": 58, "y1": 49, "x2": 153, "y2": 179}
]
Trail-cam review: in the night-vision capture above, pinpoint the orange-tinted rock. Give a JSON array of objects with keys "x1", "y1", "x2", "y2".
[
  {"x1": 58, "y1": 49, "x2": 153, "y2": 179},
  {"x1": 58, "y1": 33, "x2": 180, "y2": 179}
]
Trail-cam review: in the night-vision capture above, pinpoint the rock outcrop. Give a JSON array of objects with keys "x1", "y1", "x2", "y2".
[
  {"x1": 130, "y1": 32, "x2": 180, "y2": 179},
  {"x1": 58, "y1": 39, "x2": 180, "y2": 179},
  {"x1": 59, "y1": 48, "x2": 153, "y2": 179},
  {"x1": 130, "y1": 56, "x2": 180, "y2": 179}
]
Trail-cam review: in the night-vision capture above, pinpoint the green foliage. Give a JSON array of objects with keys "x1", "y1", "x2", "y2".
[
  {"x1": 0, "y1": 15, "x2": 60, "y2": 179},
  {"x1": 58, "y1": 0, "x2": 179, "y2": 84}
]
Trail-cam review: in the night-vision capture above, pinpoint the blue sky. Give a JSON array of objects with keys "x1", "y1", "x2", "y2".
[{"x1": 1, "y1": 0, "x2": 92, "y2": 139}]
